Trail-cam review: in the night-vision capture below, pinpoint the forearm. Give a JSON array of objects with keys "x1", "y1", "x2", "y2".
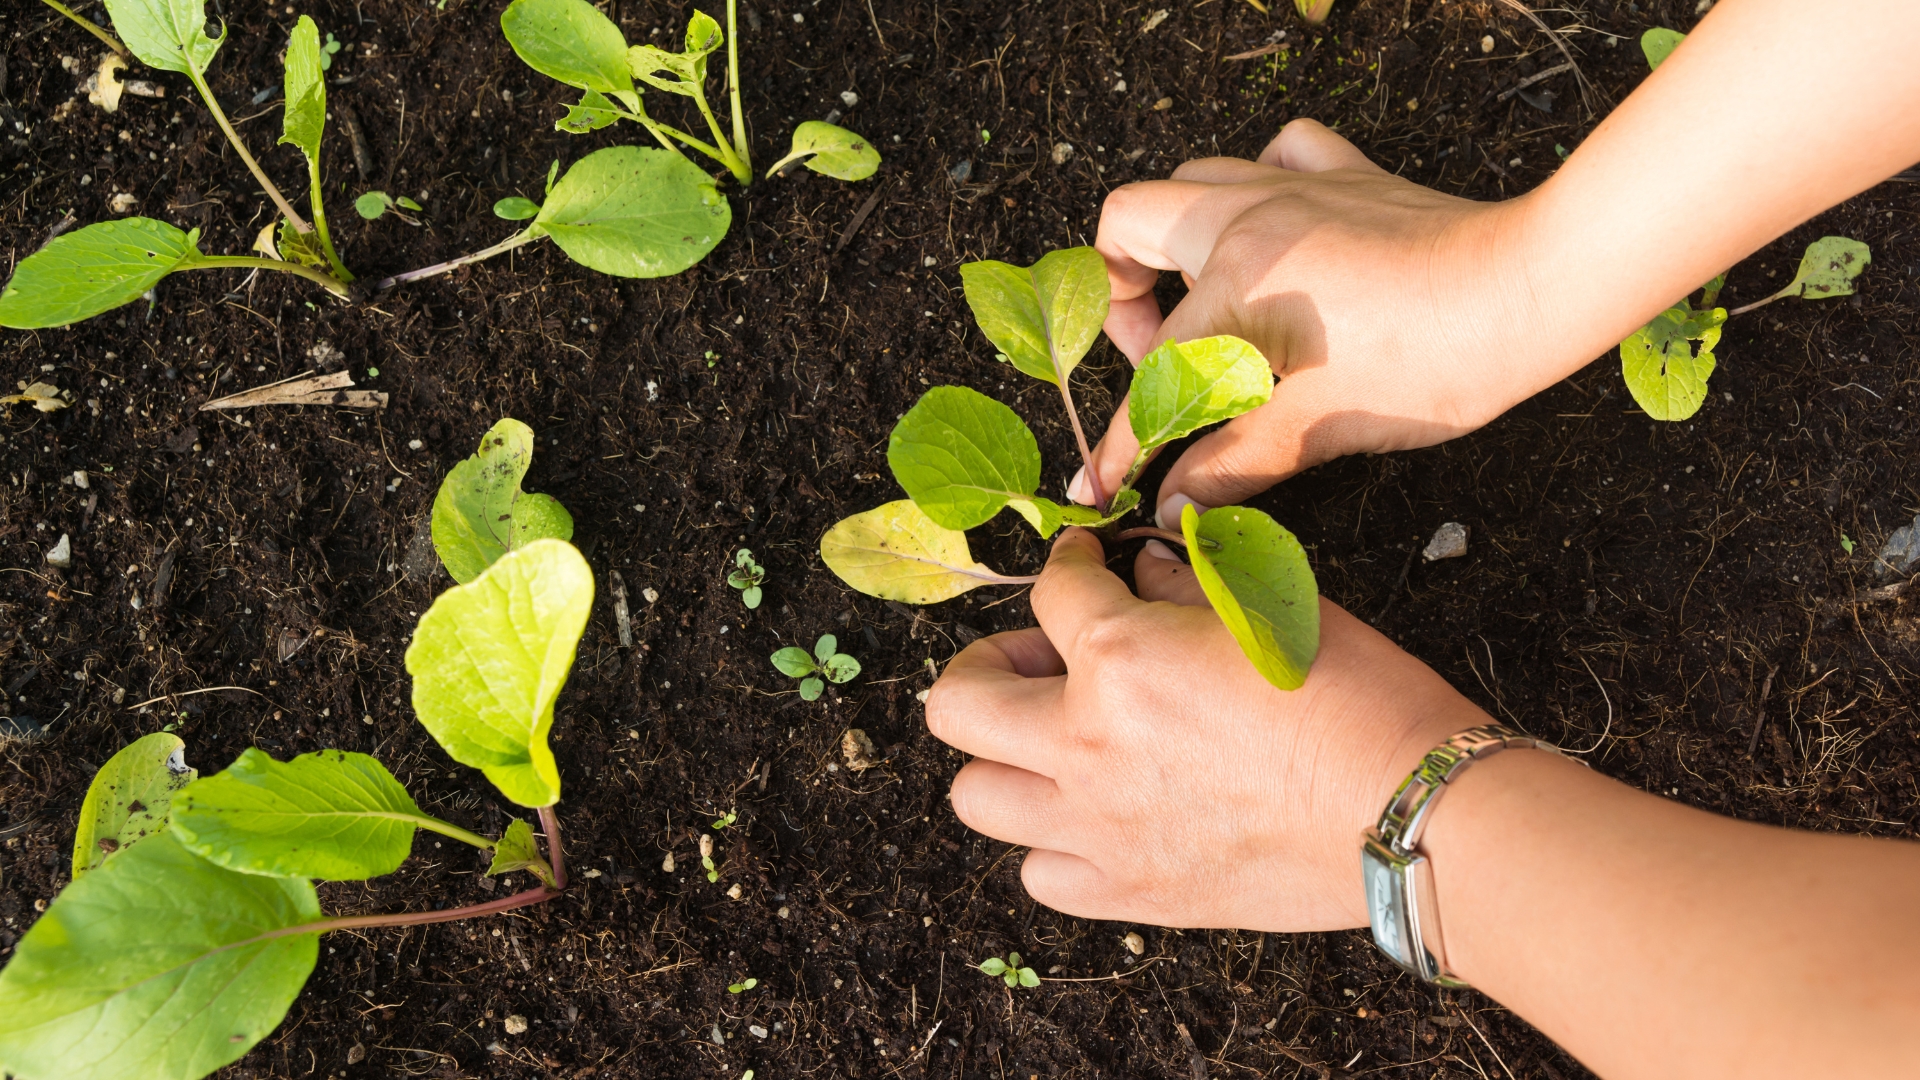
[{"x1": 1422, "y1": 748, "x2": 1920, "y2": 1079}]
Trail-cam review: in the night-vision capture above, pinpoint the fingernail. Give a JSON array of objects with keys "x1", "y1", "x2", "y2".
[
  {"x1": 1142, "y1": 539, "x2": 1181, "y2": 562},
  {"x1": 1155, "y1": 493, "x2": 1205, "y2": 531},
  {"x1": 1067, "y1": 465, "x2": 1092, "y2": 505}
]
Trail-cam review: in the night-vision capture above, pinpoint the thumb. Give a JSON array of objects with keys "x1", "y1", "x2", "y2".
[{"x1": 1257, "y1": 117, "x2": 1388, "y2": 174}]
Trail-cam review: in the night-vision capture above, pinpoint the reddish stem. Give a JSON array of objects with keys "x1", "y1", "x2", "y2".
[
  {"x1": 538, "y1": 805, "x2": 568, "y2": 890},
  {"x1": 1115, "y1": 527, "x2": 1186, "y2": 546}
]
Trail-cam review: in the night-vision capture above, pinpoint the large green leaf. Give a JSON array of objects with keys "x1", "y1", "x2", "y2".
[
  {"x1": 278, "y1": 15, "x2": 325, "y2": 163},
  {"x1": 765, "y1": 121, "x2": 881, "y2": 181},
  {"x1": 406, "y1": 539, "x2": 594, "y2": 808},
  {"x1": 0, "y1": 218, "x2": 199, "y2": 330},
  {"x1": 1181, "y1": 503, "x2": 1319, "y2": 691},
  {"x1": 1777, "y1": 236, "x2": 1871, "y2": 302},
  {"x1": 888, "y1": 386, "x2": 1041, "y2": 530},
  {"x1": 71, "y1": 732, "x2": 196, "y2": 878},
  {"x1": 431, "y1": 417, "x2": 575, "y2": 584},
  {"x1": 1129, "y1": 335, "x2": 1275, "y2": 452},
  {"x1": 1640, "y1": 27, "x2": 1684, "y2": 71},
  {"x1": 821, "y1": 501, "x2": 1027, "y2": 604},
  {"x1": 170, "y1": 748, "x2": 436, "y2": 880},
  {"x1": 533, "y1": 147, "x2": 731, "y2": 278},
  {"x1": 1621, "y1": 304, "x2": 1723, "y2": 422},
  {"x1": 959, "y1": 248, "x2": 1110, "y2": 387},
  {"x1": 500, "y1": 0, "x2": 635, "y2": 95},
  {"x1": 0, "y1": 832, "x2": 320, "y2": 1080},
  {"x1": 103, "y1": 0, "x2": 224, "y2": 75}
]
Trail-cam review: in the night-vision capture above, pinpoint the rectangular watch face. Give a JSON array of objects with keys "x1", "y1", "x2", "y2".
[{"x1": 1362, "y1": 844, "x2": 1412, "y2": 967}]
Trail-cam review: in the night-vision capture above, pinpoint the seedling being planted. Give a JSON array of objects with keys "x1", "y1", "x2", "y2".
[
  {"x1": 728, "y1": 548, "x2": 767, "y2": 608},
  {"x1": 431, "y1": 418, "x2": 574, "y2": 583},
  {"x1": 979, "y1": 952, "x2": 1040, "y2": 989},
  {"x1": 0, "y1": 540, "x2": 594, "y2": 1080},
  {"x1": 772, "y1": 635, "x2": 861, "y2": 700},
  {"x1": 820, "y1": 246, "x2": 1322, "y2": 690}
]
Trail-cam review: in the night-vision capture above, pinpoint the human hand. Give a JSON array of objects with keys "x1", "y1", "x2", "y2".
[{"x1": 924, "y1": 528, "x2": 1491, "y2": 931}]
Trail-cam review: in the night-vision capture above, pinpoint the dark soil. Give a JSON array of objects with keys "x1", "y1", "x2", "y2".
[{"x1": 3, "y1": 0, "x2": 1917, "y2": 1076}]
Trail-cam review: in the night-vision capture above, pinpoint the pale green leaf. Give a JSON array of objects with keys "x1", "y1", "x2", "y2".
[
  {"x1": 771, "y1": 647, "x2": 817, "y2": 677},
  {"x1": 486, "y1": 818, "x2": 555, "y2": 887},
  {"x1": 103, "y1": 0, "x2": 224, "y2": 75},
  {"x1": 511, "y1": 493, "x2": 576, "y2": 551},
  {"x1": 500, "y1": 0, "x2": 635, "y2": 94},
  {"x1": 276, "y1": 222, "x2": 328, "y2": 269},
  {"x1": 406, "y1": 539, "x2": 593, "y2": 808},
  {"x1": 278, "y1": 15, "x2": 325, "y2": 163},
  {"x1": 535, "y1": 146, "x2": 731, "y2": 278},
  {"x1": 813, "y1": 634, "x2": 839, "y2": 664},
  {"x1": 627, "y1": 43, "x2": 699, "y2": 95},
  {"x1": 799, "y1": 676, "x2": 824, "y2": 701},
  {"x1": 0, "y1": 832, "x2": 319, "y2": 1080},
  {"x1": 430, "y1": 418, "x2": 574, "y2": 584},
  {"x1": 1640, "y1": 27, "x2": 1684, "y2": 71},
  {"x1": 1129, "y1": 335, "x2": 1274, "y2": 452},
  {"x1": 1017, "y1": 967, "x2": 1041, "y2": 988},
  {"x1": 765, "y1": 121, "x2": 881, "y2": 181},
  {"x1": 742, "y1": 585, "x2": 762, "y2": 608},
  {"x1": 1779, "y1": 236, "x2": 1871, "y2": 302},
  {"x1": 71, "y1": 732, "x2": 196, "y2": 878},
  {"x1": 1181, "y1": 503, "x2": 1320, "y2": 691},
  {"x1": 821, "y1": 501, "x2": 1028, "y2": 604},
  {"x1": 960, "y1": 248, "x2": 1110, "y2": 386},
  {"x1": 684, "y1": 8, "x2": 722, "y2": 56},
  {"x1": 1007, "y1": 489, "x2": 1143, "y2": 538},
  {"x1": 495, "y1": 197, "x2": 542, "y2": 221},
  {"x1": 354, "y1": 191, "x2": 393, "y2": 220},
  {"x1": 556, "y1": 87, "x2": 622, "y2": 133},
  {"x1": 397, "y1": 197, "x2": 422, "y2": 212},
  {"x1": 1620, "y1": 304, "x2": 1723, "y2": 422},
  {"x1": 978, "y1": 957, "x2": 1008, "y2": 976},
  {"x1": 0, "y1": 218, "x2": 198, "y2": 330},
  {"x1": 821, "y1": 653, "x2": 861, "y2": 683},
  {"x1": 887, "y1": 386, "x2": 1040, "y2": 531}
]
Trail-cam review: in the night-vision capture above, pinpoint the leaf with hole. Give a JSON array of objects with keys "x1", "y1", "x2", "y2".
[
  {"x1": 431, "y1": 417, "x2": 574, "y2": 584},
  {"x1": 486, "y1": 817, "x2": 555, "y2": 886},
  {"x1": 1620, "y1": 303, "x2": 1724, "y2": 422},
  {"x1": 821, "y1": 501, "x2": 1031, "y2": 605},
  {"x1": 1767, "y1": 236, "x2": 1871, "y2": 304},
  {"x1": 627, "y1": 9, "x2": 721, "y2": 95},
  {"x1": 71, "y1": 731, "x2": 196, "y2": 878},
  {"x1": 887, "y1": 386, "x2": 1040, "y2": 531},
  {"x1": 1129, "y1": 335, "x2": 1274, "y2": 452},
  {"x1": 0, "y1": 218, "x2": 199, "y2": 330},
  {"x1": 532, "y1": 146, "x2": 731, "y2": 278},
  {"x1": 1181, "y1": 503, "x2": 1320, "y2": 691},
  {"x1": 765, "y1": 121, "x2": 881, "y2": 181},
  {"x1": 103, "y1": 0, "x2": 225, "y2": 75},
  {"x1": 556, "y1": 87, "x2": 623, "y2": 133},
  {"x1": 959, "y1": 247, "x2": 1110, "y2": 387},
  {"x1": 501, "y1": 0, "x2": 636, "y2": 96}
]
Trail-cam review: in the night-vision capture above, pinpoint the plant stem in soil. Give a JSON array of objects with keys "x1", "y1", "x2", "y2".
[
  {"x1": 538, "y1": 804, "x2": 569, "y2": 890},
  {"x1": 303, "y1": 156, "x2": 352, "y2": 282},
  {"x1": 39, "y1": 0, "x2": 126, "y2": 56},
  {"x1": 184, "y1": 68, "x2": 312, "y2": 234},
  {"x1": 375, "y1": 230, "x2": 540, "y2": 291},
  {"x1": 726, "y1": 0, "x2": 751, "y2": 177},
  {"x1": 1055, "y1": 378, "x2": 1106, "y2": 513},
  {"x1": 185, "y1": 255, "x2": 351, "y2": 298}
]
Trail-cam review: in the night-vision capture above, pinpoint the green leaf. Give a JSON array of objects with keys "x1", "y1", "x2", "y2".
[
  {"x1": 959, "y1": 248, "x2": 1110, "y2": 387},
  {"x1": 821, "y1": 653, "x2": 861, "y2": 684},
  {"x1": 535, "y1": 146, "x2": 731, "y2": 278},
  {"x1": 169, "y1": 748, "x2": 433, "y2": 880},
  {"x1": 821, "y1": 501, "x2": 1026, "y2": 604},
  {"x1": 71, "y1": 732, "x2": 196, "y2": 878},
  {"x1": 742, "y1": 585, "x2": 762, "y2": 609},
  {"x1": 1777, "y1": 236, "x2": 1871, "y2": 302},
  {"x1": 1181, "y1": 503, "x2": 1320, "y2": 691},
  {"x1": 406, "y1": 539, "x2": 594, "y2": 808},
  {"x1": 887, "y1": 386, "x2": 1041, "y2": 531},
  {"x1": 1007, "y1": 951, "x2": 1021, "y2": 967},
  {"x1": 1006, "y1": 488, "x2": 1143, "y2": 538},
  {"x1": 1017, "y1": 967, "x2": 1041, "y2": 988},
  {"x1": 765, "y1": 121, "x2": 882, "y2": 181},
  {"x1": 279, "y1": 15, "x2": 325, "y2": 164},
  {"x1": 277, "y1": 222, "x2": 329, "y2": 269},
  {"x1": 0, "y1": 218, "x2": 198, "y2": 330},
  {"x1": 799, "y1": 676, "x2": 824, "y2": 701},
  {"x1": 557, "y1": 87, "x2": 622, "y2": 133},
  {"x1": 1620, "y1": 304, "x2": 1724, "y2": 422},
  {"x1": 683, "y1": 8, "x2": 722, "y2": 56},
  {"x1": 354, "y1": 190, "x2": 393, "y2": 220},
  {"x1": 495, "y1": 196, "x2": 542, "y2": 221},
  {"x1": 813, "y1": 634, "x2": 839, "y2": 665},
  {"x1": 103, "y1": 0, "x2": 224, "y2": 75},
  {"x1": 430, "y1": 418, "x2": 575, "y2": 584},
  {"x1": 486, "y1": 818, "x2": 555, "y2": 886},
  {"x1": 397, "y1": 196, "x2": 423, "y2": 212},
  {"x1": 1129, "y1": 335, "x2": 1274, "y2": 452},
  {"x1": 0, "y1": 832, "x2": 319, "y2": 1080},
  {"x1": 500, "y1": 0, "x2": 635, "y2": 94},
  {"x1": 978, "y1": 957, "x2": 1008, "y2": 976},
  {"x1": 771, "y1": 647, "x2": 817, "y2": 678},
  {"x1": 1640, "y1": 27, "x2": 1685, "y2": 71}
]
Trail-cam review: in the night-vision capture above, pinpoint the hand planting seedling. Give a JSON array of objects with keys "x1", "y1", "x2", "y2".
[
  {"x1": 728, "y1": 548, "x2": 767, "y2": 608},
  {"x1": 0, "y1": 540, "x2": 594, "y2": 1080},
  {"x1": 432, "y1": 418, "x2": 575, "y2": 584},
  {"x1": 819, "y1": 246, "x2": 1322, "y2": 690},
  {"x1": 355, "y1": 190, "x2": 425, "y2": 225},
  {"x1": 771, "y1": 634, "x2": 861, "y2": 700},
  {"x1": 979, "y1": 952, "x2": 1040, "y2": 989},
  {"x1": 765, "y1": 121, "x2": 882, "y2": 181}
]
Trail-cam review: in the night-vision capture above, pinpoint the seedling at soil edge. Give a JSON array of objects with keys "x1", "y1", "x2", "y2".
[
  {"x1": 728, "y1": 548, "x2": 767, "y2": 608},
  {"x1": 979, "y1": 952, "x2": 1041, "y2": 989},
  {"x1": 713, "y1": 809, "x2": 739, "y2": 829},
  {"x1": 772, "y1": 634, "x2": 861, "y2": 700}
]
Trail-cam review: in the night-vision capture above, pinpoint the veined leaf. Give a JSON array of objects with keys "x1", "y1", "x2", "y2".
[
  {"x1": 557, "y1": 87, "x2": 622, "y2": 133},
  {"x1": 534, "y1": 146, "x2": 731, "y2": 278},
  {"x1": 765, "y1": 121, "x2": 881, "y2": 181},
  {"x1": 501, "y1": 0, "x2": 635, "y2": 95},
  {"x1": 1777, "y1": 236, "x2": 1870, "y2": 302},
  {"x1": 1620, "y1": 304, "x2": 1723, "y2": 422},
  {"x1": 170, "y1": 748, "x2": 438, "y2": 880},
  {"x1": 277, "y1": 222, "x2": 328, "y2": 269},
  {"x1": 406, "y1": 539, "x2": 594, "y2": 808},
  {"x1": 486, "y1": 818, "x2": 555, "y2": 887},
  {"x1": 279, "y1": 15, "x2": 325, "y2": 164},
  {"x1": 1181, "y1": 503, "x2": 1320, "y2": 691},
  {"x1": 0, "y1": 832, "x2": 320, "y2": 1080},
  {"x1": 821, "y1": 501, "x2": 1029, "y2": 604},
  {"x1": 627, "y1": 10, "x2": 721, "y2": 94},
  {"x1": 959, "y1": 248, "x2": 1110, "y2": 387},
  {"x1": 1129, "y1": 335, "x2": 1274, "y2": 452},
  {"x1": 431, "y1": 417, "x2": 575, "y2": 584},
  {"x1": 888, "y1": 386, "x2": 1041, "y2": 531},
  {"x1": 0, "y1": 218, "x2": 198, "y2": 330},
  {"x1": 103, "y1": 0, "x2": 224, "y2": 75},
  {"x1": 1006, "y1": 487, "x2": 1143, "y2": 537},
  {"x1": 1640, "y1": 27, "x2": 1685, "y2": 71},
  {"x1": 771, "y1": 647, "x2": 817, "y2": 677},
  {"x1": 71, "y1": 732, "x2": 196, "y2": 878}
]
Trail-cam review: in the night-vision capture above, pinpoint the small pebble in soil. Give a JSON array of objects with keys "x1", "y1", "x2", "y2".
[
  {"x1": 408, "y1": 439, "x2": 423, "y2": 450},
  {"x1": 1481, "y1": 34, "x2": 1495, "y2": 52},
  {"x1": 45, "y1": 533, "x2": 72, "y2": 568},
  {"x1": 1423, "y1": 522, "x2": 1469, "y2": 562},
  {"x1": 778, "y1": 906, "x2": 791, "y2": 918},
  {"x1": 839, "y1": 90, "x2": 858, "y2": 107},
  {"x1": 503, "y1": 1015, "x2": 528, "y2": 1035},
  {"x1": 1051, "y1": 142, "x2": 1075, "y2": 164},
  {"x1": 1123, "y1": 931, "x2": 1145, "y2": 955},
  {"x1": 661, "y1": 852, "x2": 676, "y2": 873},
  {"x1": 727, "y1": 883, "x2": 743, "y2": 899},
  {"x1": 1874, "y1": 514, "x2": 1920, "y2": 579},
  {"x1": 750, "y1": 1025, "x2": 769, "y2": 1039},
  {"x1": 643, "y1": 587, "x2": 660, "y2": 603},
  {"x1": 710, "y1": 1025, "x2": 727, "y2": 1045}
]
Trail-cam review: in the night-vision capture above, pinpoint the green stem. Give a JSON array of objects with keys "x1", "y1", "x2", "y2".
[
  {"x1": 183, "y1": 255, "x2": 351, "y2": 297},
  {"x1": 1726, "y1": 287, "x2": 1795, "y2": 318},
  {"x1": 1120, "y1": 449, "x2": 1153, "y2": 494},
  {"x1": 184, "y1": 67, "x2": 312, "y2": 234},
  {"x1": 414, "y1": 815, "x2": 495, "y2": 851},
  {"x1": 726, "y1": 0, "x2": 751, "y2": 179},
  {"x1": 305, "y1": 155, "x2": 352, "y2": 282},
  {"x1": 38, "y1": 0, "x2": 126, "y2": 57},
  {"x1": 688, "y1": 90, "x2": 751, "y2": 183}
]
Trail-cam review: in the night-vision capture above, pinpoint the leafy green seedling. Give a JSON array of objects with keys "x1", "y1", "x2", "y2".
[
  {"x1": 37, "y1": 0, "x2": 128, "y2": 57},
  {"x1": 1841, "y1": 534, "x2": 1856, "y2": 556},
  {"x1": 318, "y1": 31, "x2": 342, "y2": 70},
  {"x1": 978, "y1": 952, "x2": 1040, "y2": 989},
  {"x1": 771, "y1": 634, "x2": 862, "y2": 700},
  {"x1": 699, "y1": 832, "x2": 719, "y2": 882},
  {"x1": 281, "y1": 17, "x2": 352, "y2": 279},
  {"x1": 728, "y1": 977, "x2": 758, "y2": 993},
  {"x1": 713, "y1": 809, "x2": 738, "y2": 829},
  {"x1": 728, "y1": 548, "x2": 766, "y2": 608},
  {"x1": 1641, "y1": 27, "x2": 1686, "y2": 71},
  {"x1": 765, "y1": 121, "x2": 882, "y2": 181},
  {"x1": 354, "y1": 190, "x2": 424, "y2": 224},
  {"x1": 431, "y1": 417, "x2": 575, "y2": 584},
  {"x1": 1295, "y1": 0, "x2": 1334, "y2": 25},
  {"x1": 1179, "y1": 504, "x2": 1319, "y2": 690},
  {"x1": 1728, "y1": 237, "x2": 1871, "y2": 314}
]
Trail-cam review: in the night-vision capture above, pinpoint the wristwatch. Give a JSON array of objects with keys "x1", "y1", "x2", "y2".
[{"x1": 1361, "y1": 723, "x2": 1576, "y2": 987}]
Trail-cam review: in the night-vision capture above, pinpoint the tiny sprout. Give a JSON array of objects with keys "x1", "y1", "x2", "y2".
[
  {"x1": 727, "y1": 977, "x2": 759, "y2": 993},
  {"x1": 728, "y1": 549, "x2": 767, "y2": 609},
  {"x1": 699, "y1": 832, "x2": 718, "y2": 883},
  {"x1": 713, "y1": 809, "x2": 738, "y2": 829},
  {"x1": 978, "y1": 951, "x2": 1039, "y2": 989},
  {"x1": 1841, "y1": 534, "x2": 1856, "y2": 555},
  {"x1": 980, "y1": 129, "x2": 992, "y2": 144},
  {"x1": 318, "y1": 32, "x2": 343, "y2": 71},
  {"x1": 771, "y1": 635, "x2": 861, "y2": 701},
  {"x1": 354, "y1": 190, "x2": 421, "y2": 223}
]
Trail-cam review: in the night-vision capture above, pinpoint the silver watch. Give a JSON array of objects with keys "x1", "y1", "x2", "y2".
[{"x1": 1361, "y1": 723, "x2": 1575, "y2": 987}]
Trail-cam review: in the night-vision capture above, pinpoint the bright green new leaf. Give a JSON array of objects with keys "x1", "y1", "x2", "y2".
[
  {"x1": 495, "y1": 197, "x2": 542, "y2": 221},
  {"x1": 1181, "y1": 503, "x2": 1320, "y2": 691},
  {"x1": 486, "y1": 818, "x2": 556, "y2": 886},
  {"x1": 0, "y1": 832, "x2": 319, "y2": 1080},
  {"x1": 501, "y1": 0, "x2": 635, "y2": 95},
  {"x1": 959, "y1": 248, "x2": 1110, "y2": 386},
  {"x1": 764, "y1": 121, "x2": 882, "y2": 181},
  {"x1": 71, "y1": 732, "x2": 195, "y2": 878},
  {"x1": 406, "y1": 539, "x2": 594, "y2": 808},
  {"x1": 1129, "y1": 335, "x2": 1274, "y2": 452},
  {"x1": 771, "y1": 647, "x2": 816, "y2": 677},
  {"x1": 170, "y1": 748, "x2": 436, "y2": 880},
  {"x1": 1620, "y1": 304, "x2": 1724, "y2": 422},
  {"x1": 1774, "y1": 236, "x2": 1871, "y2": 303},
  {"x1": 557, "y1": 87, "x2": 622, "y2": 133},
  {"x1": 0, "y1": 218, "x2": 198, "y2": 329},
  {"x1": 1006, "y1": 487, "x2": 1143, "y2": 538},
  {"x1": 533, "y1": 147, "x2": 731, "y2": 278},
  {"x1": 431, "y1": 417, "x2": 575, "y2": 584},
  {"x1": 279, "y1": 16, "x2": 325, "y2": 163},
  {"x1": 1017, "y1": 967, "x2": 1042, "y2": 988},
  {"x1": 821, "y1": 653, "x2": 861, "y2": 684},
  {"x1": 1640, "y1": 27, "x2": 1684, "y2": 71},
  {"x1": 888, "y1": 386, "x2": 1041, "y2": 531},
  {"x1": 354, "y1": 191, "x2": 394, "y2": 220},
  {"x1": 103, "y1": 0, "x2": 224, "y2": 75},
  {"x1": 821, "y1": 501, "x2": 1029, "y2": 604},
  {"x1": 814, "y1": 634, "x2": 839, "y2": 665}
]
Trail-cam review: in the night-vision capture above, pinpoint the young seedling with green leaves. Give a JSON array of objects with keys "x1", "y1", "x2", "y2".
[
  {"x1": 355, "y1": 190, "x2": 424, "y2": 225},
  {"x1": 819, "y1": 246, "x2": 1322, "y2": 690},
  {"x1": 765, "y1": 121, "x2": 882, "y2": 181},
  {"x1": 431, "y1": 417, "x2": 575, "y2": 583},
  {"x1": 728, "y1": 976, "x2": 759, "y2": 993},
  {"x1": 979, "y1": 952, "x2": 1040, "y2": 989},
  {"x1": 728, "y1": 548, "x2": 767, "y2": 608},
  {"x1": 771, "y1": 634, "x2": 861, "y2": 700},
  {"x1": 0, "y1": 540, "x2": 595, "y2": 1080}
]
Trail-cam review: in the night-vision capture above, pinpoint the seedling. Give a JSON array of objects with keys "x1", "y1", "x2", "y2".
[
  {"x1": 728, "y1": 977, "x2": 759, "y2": 993},
  {"x1": 728, "y1": 548, "x2": 767, "y2": 608},
  {"x1": 318, "y1": 31, "x2": 343, "y2": 70},
  {"x1": 979, "y1": 952, "x2": 1040, "y2": 989},
  {"x1": 713, "y1": 809, "x2": 739, "y2": 829},
  {"x1": 820, "y1": 246, "x2": 1322, "y2": 690},
  {"x1": 765, "y1": 122, "x2": 882, "y2": 181},
  {"x1": 355, "y1": 190, "x2": 424, "y2": 225},
  {"x1": 431, "y1": 418, "x2": 575, "y2": 584},
  {"x1": 699, "y1": 832, "x2": 719, "y2": 882},
  {"x1": 771, "y1": 634, "x2": 861, "y2": 700},
  {"x1": 0, "y1": 541, "x2": 594, "y2": 1080},
  {"x1": 1640, "y1": 27, "x2": 1686, "y2": 70},
  {"x1": 1295, "y1": 0, "x2": 1335, "y2": 25}
]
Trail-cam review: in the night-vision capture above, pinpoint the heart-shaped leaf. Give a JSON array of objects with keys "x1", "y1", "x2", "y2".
[
  {"x1": 822, "y1": 501, "x2": 1033, "y2": 604},
  {"x1": 431, "y1": 418, "x2": 575, "y2": 584},
  {"x1": 501, "y1": 0, "x2": 635, "y2": 95},
  {"x1": 406, "y1": 539, "x2": 594, "y2": 808},
  {"x1": 960, "y1": 247, "x2": 1110, "y2": 387},
  {"x1": 71, "y1": 732, "x2": 196, "y2": 878},
  {"x1": 1640, "y1": 27, "x2": 1685, "y2": 71},
  {"x1": 279, "y1": 15, "x2": 325, "y2": 164},
  {"x1": 1621, "y1": 304, "x2": 1724, "y2": 422},
  {"x1": 486, "y1": 818, "x2": 555, "y2": 887},
  {"x1": 0, "y1": 832, "x2": 320, "y2": 1080},
  {"x1": 0, "y1": 218, "x2": 199, "y2": 329},
  {"x1": 1181, "y1": 503, "x2": 1320, "y2": 691},
  {"x1": 765, "y1": 121, "x2": 881, "y2": 181},
  {"x1": 103, "y1": 0, "x2": 224, "y2": 75},
  {"x1": 888, "y1": 386, "x2": 1041, "y2": 531},
  {"x1": 1129, "y1": 335, "x2": 1274, "y2": 452},
  {"x1": 533, "y1": 146, "x2": 731, "y2": 278}
]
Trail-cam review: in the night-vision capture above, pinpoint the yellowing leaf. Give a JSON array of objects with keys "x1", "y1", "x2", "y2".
[
  {"x1": 71, "y1": 731, "x2": 196, "y2": 877},
  {"x1": 821, "y1": 501, "x2": 1032, "y2": 605},
  {"x1": 0, "y1": 382, "x2": 72, "y2": 412}
]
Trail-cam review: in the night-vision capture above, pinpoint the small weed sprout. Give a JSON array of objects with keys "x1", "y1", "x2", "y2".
[
  {"x1": 978, "y1": 952, "x2": 1040, "y2": 989},
  {"x1": 771, "y1": 635, "x2": 861, "y2": 700},
  {"x1": 699, "y1": 832, "x2": 719, "y2": 882},
  {"x1": 318, "y1": 31, "x2": 342, "y2": 70},
  {"x1": 728, "y1": 549, "x2": 766, "y2": 608},
  {"x1": 354, "y1": 190, "x2": 423, "y2": 224},
  {"x1": 727, "y1": 977, "x2": 758, "y2": 993},
  {"x1": 712, "y1": 809, "x2": 738, "y2": 829}
]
